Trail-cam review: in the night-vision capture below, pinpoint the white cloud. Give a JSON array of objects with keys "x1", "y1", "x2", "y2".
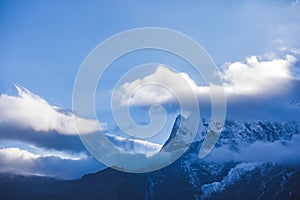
[
  {"x1": 114, "y1": 55, "x2": 297, "y2": 106},
  {"x1": 0, "y1": 147, "x2": 39, "y2": 161},
  {"x1": 27, "y1": 145, "x2": 88, "y2": 160},
  {"x1": 291, "y1": 48, "x2": 300, "y2": 55},
  {"x1": 0, "y1": 147, "x2": 41, "y2": 175},
  {"x1": 106, "y1": 133, "x2": 162, "y2": 156},
  {"x1": 222, "y1": 54, "x2": 296, "y2": 95},
  {"x1": 0, "y1": 86, "x2": 105, "y2": 135},
  {"x1": 114, "y1": 66, "x2": 208, "y2": 106},
  {"x1": 0, "y1": 147, "x2": 101, "y2": 179},
  {"x1": 0, "y1": 147, "x2": 87, "y2": 162},
  {"x1": 0, "y1": 147, "x2": 42, "y2": 176}
]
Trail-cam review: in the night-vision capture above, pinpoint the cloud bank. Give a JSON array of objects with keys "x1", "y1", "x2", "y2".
[
  {"x1": 222, "y1": 55, "x2": 296, "y2": 95},
  {"x1": 0, "y1": 85, "x2": 105, "y2": 135},
  {"x1": 114, "y1": 66, "x2": 208, "y2": 106},
  {"x1": 0, "y1": 147, "x2": 104, "y2": 179},
  {"x1": 114, "y1": 55, "x2": 298, "y2": 106},
  {"x1": 0, "y1": 86, "x2": 110, "y2": 178},
  {"x1": 205, "y1": 134, "x2": 300, "y2": 164}
]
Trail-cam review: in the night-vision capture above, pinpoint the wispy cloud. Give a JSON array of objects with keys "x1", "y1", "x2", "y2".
[
  {"x1": 291, "y1": 0, "x2": 300, "y2": 7},
  {"x1": 291, "y1": 48, "x2": 300, "y2": 55},
  {"x1": 106, "y1": 133, "x2": 162, "y2": 155},
  {"x1": 0, "y1": 85, "x2": 105, "y2": 135},
  {"x1": 206, "y1": 134, "x2": 300, "y2": 164}
]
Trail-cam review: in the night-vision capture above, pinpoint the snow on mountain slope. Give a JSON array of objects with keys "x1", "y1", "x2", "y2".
[
  {"x1": 201, "y1": 162, "x2": 265, "y2": 199},
  {"x1": 102, "y1": 115, "x2": 300, "y2": 159},
  {"x1": 196, "y1": 118, "x2": 299, "y2": 151}
]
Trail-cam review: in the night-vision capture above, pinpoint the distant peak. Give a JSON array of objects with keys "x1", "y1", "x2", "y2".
[{"x1": 160, "y1": 115, "x2": 182, "y2": 151}]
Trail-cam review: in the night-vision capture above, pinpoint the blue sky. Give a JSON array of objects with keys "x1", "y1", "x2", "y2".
[
  {"x1": 1, "y1": 0, "x2": 300, "y2": 108},
  {"x1": 0, "y1": 1, "x2": 300, "y2": 178}
]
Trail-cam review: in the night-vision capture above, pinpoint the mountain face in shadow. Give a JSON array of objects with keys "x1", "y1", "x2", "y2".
[
  {"x1": 0, "y1": 173, "x2": 72, "y2": 200},
  {"x1": 1, "y1": 157, "x2": 300, "y2": 200},
  {"x1": 1, "y1": 117, "x2": 300, "y2": 200},
  {"x1": 161, "y1": 115, "x2": 182, "y2": 150}
]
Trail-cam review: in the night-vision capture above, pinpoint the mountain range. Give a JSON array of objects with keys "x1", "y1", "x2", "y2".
[{"x1": 1, "y1": 116, "x2": 300, "y2": 200}]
